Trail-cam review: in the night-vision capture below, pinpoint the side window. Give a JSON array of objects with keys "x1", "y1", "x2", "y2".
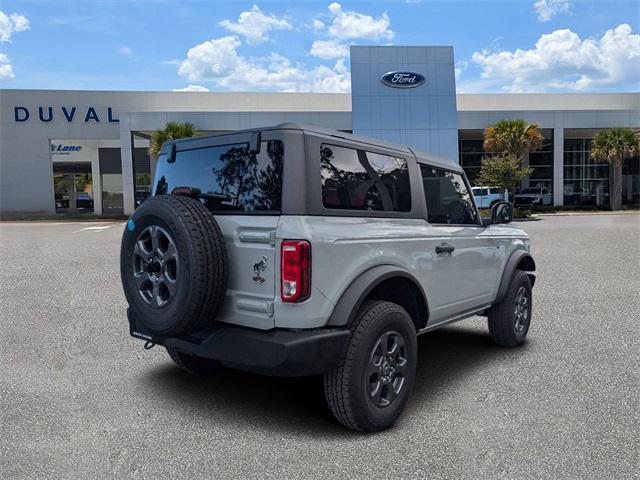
[
  {"x1": 421, "y1": 165, "x2": 479, "y2": 225},
  {"x1": 489, "y1": 187, "x2": 501, "y2": 195},
  {"x1": 320, "y1": 144, "x2": 411, "y2": 212}
]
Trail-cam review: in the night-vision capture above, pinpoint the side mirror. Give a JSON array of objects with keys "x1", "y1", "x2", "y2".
[{"x1": 491, "y1": 201, "x2": 513, "y2": 224}]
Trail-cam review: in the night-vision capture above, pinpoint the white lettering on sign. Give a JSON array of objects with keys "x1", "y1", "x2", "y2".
[
  {"x1": 392, "y1": 73, "x2": 417, "y2": 84},
  {"x1": 381, "y1": 71, "x2": 426, "y2": 89}
]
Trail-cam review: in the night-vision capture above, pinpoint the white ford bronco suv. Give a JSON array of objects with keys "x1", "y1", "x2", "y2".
[{"x1": 121, "y1": 124, "x2": 536, "y2": 432}]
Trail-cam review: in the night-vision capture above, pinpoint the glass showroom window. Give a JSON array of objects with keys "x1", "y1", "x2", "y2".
[
  {"x1": 563, "y1": 138, "x2": 610, "y2": 206},
  {"x1": 527, "y1": 133, "x2": 554, "y2": 199},
  {"x1": 459, "y1": 137, "x2": 485, "y2": 185}
]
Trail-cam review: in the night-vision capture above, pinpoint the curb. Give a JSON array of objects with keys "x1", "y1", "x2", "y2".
[{"x1": 535, "y1": 211, "x2": 639, "y2": 217}]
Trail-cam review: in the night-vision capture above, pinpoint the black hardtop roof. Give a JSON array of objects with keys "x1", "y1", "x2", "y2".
[{"x1": 163, "y1": 123, "x2": 462, "y2": 173}]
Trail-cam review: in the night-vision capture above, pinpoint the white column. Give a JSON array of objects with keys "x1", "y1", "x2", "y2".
[
  {"x1": 91, "y1": 149, "x2": 102, "y2": 215},
  {"x1": 120, "y1": 116, "x2": 136, "y2": 215},
  {"x1": 553, "y1": 127, "x2": 564, "y2": 206}
]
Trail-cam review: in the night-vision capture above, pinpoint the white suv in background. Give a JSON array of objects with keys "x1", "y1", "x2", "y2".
[
  {"x1": 471, "y1": 186, "x2": 508, "y2": 209},
  {"x1": 515, "y1": 187, "x2": 552, "y2": 206}
]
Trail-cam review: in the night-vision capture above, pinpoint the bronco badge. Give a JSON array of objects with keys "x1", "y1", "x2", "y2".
[{"x1": 252, "y1": 256, "x2": 268, "y2": 284}]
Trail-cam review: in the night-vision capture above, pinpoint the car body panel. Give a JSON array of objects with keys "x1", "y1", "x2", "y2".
[
  {"x1": 213, "y1": 215, "x2": 279, "y2": 330},
  {"x1": 272, "y1": 215, "x2": 529, "y2": 329}
]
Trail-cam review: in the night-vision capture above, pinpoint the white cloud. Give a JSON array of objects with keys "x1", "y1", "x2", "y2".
[
  {"x1": 0, "y1": 11, "x2": 29, "y2": 42},
  {"x1": 219, "y1": 5, "x2": 292, "y2": 45},
  {"x1": 471, "y1": 24, "x2": 640, "y2": 92},
  {"x1": 454, "y1": 60, "x2": 468, "y2": 82},
  {"x1": 178, "y1": 36, "x2": 243, "y2": 82},
  {"x1": 323, "y1": 3, "x2": 393, "y2": 41},
  {"x1": 310, "y1": 39, "x2": 349, "y2": 59},
  {"x1": 173, "y1": 85, "x2": 210, "y2": 92},
  {"x1": 0, "y1": 52, "x2": 14, "y2": 79},
  {"x1": 177, "y1": 35, "x2": 350, "y2": 93},
  {"x1": 533, "y1": 0, "x2": 570, "y2": 22},
  {"x1": 311, "y1": 58, "x2": 351, "y2": 93},
  {"x1": 118, "y1": 46, "x2": 133, "y2": 56},
  {"x1": 308, "y1": 4, "x2": 393, "y2": 60}
]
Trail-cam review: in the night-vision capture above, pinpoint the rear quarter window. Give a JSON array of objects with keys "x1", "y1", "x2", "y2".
[
  {"x1": 153, "y1": 140, "x2": 284, "y2": 213},
  {"x1": 320, "y1": 144, "x2": 411, "y2": 212}
]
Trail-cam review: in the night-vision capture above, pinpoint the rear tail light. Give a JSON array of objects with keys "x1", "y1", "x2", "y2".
[{"x1": 281, "y1": 240, "x2": 311, "y2": 303}]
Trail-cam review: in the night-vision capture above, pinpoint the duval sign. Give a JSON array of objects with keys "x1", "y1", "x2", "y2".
[
  {"x1": 13, "y1": 106, "x2": 119, "y2": 123},
  {"x1": 381, "y1": 71, "x2": 426, "y2": 88}
]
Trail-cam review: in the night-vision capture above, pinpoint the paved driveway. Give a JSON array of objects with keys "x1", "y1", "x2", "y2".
[{"x1": 1, "y1": 215, "x2": 638, "y2": 479}]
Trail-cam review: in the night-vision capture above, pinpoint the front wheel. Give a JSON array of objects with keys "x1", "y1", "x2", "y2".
[
  {"x1": 324, "y1": 301, "x2": 417, "y2": 432},
  {"x1": 488, "y1": 271, "x2": 532, "y2": 347}
]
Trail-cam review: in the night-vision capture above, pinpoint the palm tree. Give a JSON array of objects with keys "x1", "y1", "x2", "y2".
[
  {"x1": 481, "y1": 119, "x2": 544, "y2": 203},
  {"x1": 149, "y1": 121, "x2": 198, "y2": 158},
  {"x1": 483, "y1": 119, "x2": 544, "y2": 159},
  {"x1": 590, "y1": 127, "x2": 640, "y2": 210}
]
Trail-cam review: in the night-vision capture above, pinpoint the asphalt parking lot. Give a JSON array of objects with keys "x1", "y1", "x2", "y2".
[{"x1": 1, "y1": 214, "x2": 638, "y2": 479}]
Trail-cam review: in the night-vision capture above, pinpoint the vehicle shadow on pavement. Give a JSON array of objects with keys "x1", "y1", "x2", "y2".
[{"x1": 142, "y1": 324, "x2": 512, "y2": 436}]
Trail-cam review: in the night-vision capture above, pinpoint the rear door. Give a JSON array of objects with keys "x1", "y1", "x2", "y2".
[{"x1": 153, "y1": 133, "x2": 285, "y2": 330}]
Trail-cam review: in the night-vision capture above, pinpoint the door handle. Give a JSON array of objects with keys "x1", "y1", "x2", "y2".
[{"x1": 435, "y1": 243, "x2": 455, "y2": 254}]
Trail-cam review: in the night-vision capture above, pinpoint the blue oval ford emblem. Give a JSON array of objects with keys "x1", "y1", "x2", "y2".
[{"x1": 381, "y1": 71, "x2": 426, "y2": 89}]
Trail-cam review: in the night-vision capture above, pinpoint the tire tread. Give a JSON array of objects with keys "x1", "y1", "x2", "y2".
[
  {"x1": 488, "y1": 270, "x2": 532, "y2": 347},
  {"x1": 324, "y1": 300, "x2": 410, "y2": 431}
]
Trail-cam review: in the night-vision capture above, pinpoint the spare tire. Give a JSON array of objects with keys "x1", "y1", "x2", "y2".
[{"x1": 120, "y1": 195, "x2": 228, "y2": 337}]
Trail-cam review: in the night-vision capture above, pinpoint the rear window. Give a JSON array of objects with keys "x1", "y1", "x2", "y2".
[
  {"x1": 320, "y1": 144, "x2": 411, "y2": 212},
  {"x1": 153, "y1": 140, "x2": 283, "y2": 213}
]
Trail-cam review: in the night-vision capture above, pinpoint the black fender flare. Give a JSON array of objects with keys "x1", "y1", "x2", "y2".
[
  {"x1": 327, "y1": 265, "x2": 429, "y2": 328},
  {"x1": 494, "y1": 250, "x2": 536, "y2": 304}
]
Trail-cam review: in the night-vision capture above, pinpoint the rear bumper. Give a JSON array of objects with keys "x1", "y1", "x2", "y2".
[{"x1": 128, "y1": 309, "x2": 350, "y2": 376}]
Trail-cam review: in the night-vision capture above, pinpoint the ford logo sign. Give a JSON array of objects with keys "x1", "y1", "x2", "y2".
[{"x1": 381, "y1": 71, "x2": 425, "y2": 89}]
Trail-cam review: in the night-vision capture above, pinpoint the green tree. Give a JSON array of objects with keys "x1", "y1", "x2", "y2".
[
  {"x1": 476, "y1": 155, "x2": 533, "y2": 203},
  {"x1": 149, "y1": 121, "x2": 198, "y2": 158},
  {"x1": 590, "y1": 127, "x2": 640, "y2": 210},
  {"x1": 483, "y1": 119, "x2": 544, "y2": 158},
  {"x1": 479, "y1": 119, "x2": 544, "y2": 203}
]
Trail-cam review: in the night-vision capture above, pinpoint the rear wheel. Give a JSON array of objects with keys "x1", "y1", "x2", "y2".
[
  {"x1": 488, "y1": 270, "x2": 532, "y2": 347},
  {"x1": 166, "y1": 347, "x2": 223, "y2": 375},
  {"x1": 324, "y1": 301, "x2": 417, "y2": 432}
]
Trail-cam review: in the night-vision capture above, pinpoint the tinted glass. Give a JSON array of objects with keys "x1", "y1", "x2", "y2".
[
  {"x1": 320, "y1": 144, "x2": 411, "y2": 212},
  {"x1": 421, "y1": 166, "x2": 478, "y2": 225},
  {"x1": 153, "y1": 140, "x2": 283, "y2": 212}
]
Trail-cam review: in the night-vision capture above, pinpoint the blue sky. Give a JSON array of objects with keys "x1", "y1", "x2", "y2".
[{"x1": 0, "y1": 0, "x2": 638, "y2": 93}]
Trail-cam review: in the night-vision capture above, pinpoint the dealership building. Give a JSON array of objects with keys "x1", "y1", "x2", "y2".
[{"x1": 1, "y1": 46, "x2": 638, "y2": 216}]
